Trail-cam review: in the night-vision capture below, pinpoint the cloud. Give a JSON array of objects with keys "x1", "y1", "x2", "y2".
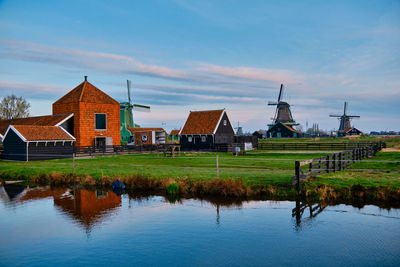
[
  {"x1": 196, "y1": 63, "x2": 304, "y2": 84},
  {"x1": 0, "y1": 81, "x2": 68, "y2": 98}
]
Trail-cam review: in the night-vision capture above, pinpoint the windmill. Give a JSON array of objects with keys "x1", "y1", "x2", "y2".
[
  {"x1": 120, "y1": 80, "x2": 150, "y2": 143},
  {"x1": 329, "y1": 101, "x2": 360, "y2": 133},
  {"x1": 268, "y1": 84, "x2": 298, "y2": 127},
  {"x1": 120, "y1": 80, "x2": 150, "y2": 128}
]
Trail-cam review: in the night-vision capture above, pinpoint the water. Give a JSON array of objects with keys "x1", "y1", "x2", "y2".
[{"x1": 1, "y1": 185, "x2": 400, "y2": 266}]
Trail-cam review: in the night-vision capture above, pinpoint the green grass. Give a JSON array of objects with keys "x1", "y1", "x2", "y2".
[
  {"x1": 0, "y1": 152, "x2": 330, "y2": 186},
  {"x1": 310, "y1": 152, "x2": 400, "y2": 188},
  {"x1": 1, "y1": 150, "x2": 399, "y2": 191},
  {"x1": 258, "y1": 135, "x2": 400, "y2": 147}
]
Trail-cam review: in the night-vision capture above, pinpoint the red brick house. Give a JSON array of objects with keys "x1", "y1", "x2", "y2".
[{"x1": 53, "y1": 77, "x2": 120, "y2": 147}]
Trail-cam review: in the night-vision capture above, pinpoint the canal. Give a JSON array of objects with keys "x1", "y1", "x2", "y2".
[{"x1": 1, "y1": 185, "x2": 399, "y2": 266}]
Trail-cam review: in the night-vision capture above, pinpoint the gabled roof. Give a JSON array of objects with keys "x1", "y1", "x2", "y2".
[
  {"x1": 127, "y1": 127, "x2": 165, "y2": 133},
  {"x1": 342, "y1": 127, "x2": 361, "y2": 134},
  {"x1": 0, "y1": 113, "x2": 73, "y2": 137},
  {"x1": 5, "y1": 125, "x2": 75, "y2": 141},
  {"x1": 179, "y1": 109, "x2": 225, "y2": 135},
  {"x1": 53, "y1": 81, "x2": 119, "y2": 105},
  {"x1": 170, "y1": 129, "x2": 180, "y2": 135}
]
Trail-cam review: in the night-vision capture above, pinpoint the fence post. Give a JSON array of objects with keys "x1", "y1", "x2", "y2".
[
  {"x1": 326, "y1": 155, "x2": 330, "y2": 173},
  {"x1": 332, "y1": 154, "x2": 336, "y2": 172},
  {"x1": 352, "y1": 149, "x2": 355, "y2": 163},
  {"x1": 295, "y1": 160, "x2": 300, "y2": 191},
  {"x1": 338, "y1": 152, "x2": 342, "y2": 171},
  {"x1": 216, "y1": 154, "x2": 219, "y2": 179}
]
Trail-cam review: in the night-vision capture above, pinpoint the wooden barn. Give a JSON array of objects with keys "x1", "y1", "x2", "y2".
[
  {"x1": 0, "y1": 113, "x2": 73, "y2": 142},
  {"x1": 53, "y1": 76, "x2": 120, "y2": 148},
  {"x1": 179, "y1": 109, "x2": 235, "y2": 150},
  {"x1": 2, "y1": 125, "x2": 75, "y2": 161},
  {"x1": 267, "y1": 122, "x2": 302, "y2": 138},
  {"x1": 127, "y1": 127, "x2": 166, "y2": 145},
  {"x1": 341, "y1": 127, "x2": 362, "y2": 137}
]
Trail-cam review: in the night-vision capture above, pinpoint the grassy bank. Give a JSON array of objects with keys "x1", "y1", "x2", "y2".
[{"x1": 1, "y1": 151, "x2": 399, "y2": 202}]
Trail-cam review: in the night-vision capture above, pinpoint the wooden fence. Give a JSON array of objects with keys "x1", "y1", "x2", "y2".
[
  {"x1": 293, "y1": 142, "x2": 385, "y2": 190},
  {"x1": 257, "y1": 141, "x2": 385, "y2": 151},
  {"x1": 74, "y1": 144, "x2": 181, "y2": 157}
]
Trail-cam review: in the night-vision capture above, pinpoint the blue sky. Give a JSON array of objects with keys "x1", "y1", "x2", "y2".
[{"x1": 0, "y1": 0, "x2": 399, "y2": 132}]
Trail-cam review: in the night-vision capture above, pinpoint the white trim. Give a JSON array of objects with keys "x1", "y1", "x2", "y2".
[
  {"x1": 95, "y1": 113, "x2": 107, "y2": 131},
  {"x1": 4, "y1": 125, "x2": 27, "y2": 142},
  {"x1": 227, "y1": 110, "x2": 236, "y2": 135},
  {"x1": 55, "y1": 113, "x2": 74, "y2": 127},
  {"x1": 179, "y1": 112, "x2": 191, "y2": 135},
  {"x1": 58, "y1": 125, "x2": 76, "y2": 140},
  {"x1": 26, "y1": 141, "x2": 29, "y2": 162},
  {"x1": 0, "y1": 133, "x2": 3, "y2": 142},
  {"x1": 213, "y1": 109, "x2": 225, "y2": 135}
]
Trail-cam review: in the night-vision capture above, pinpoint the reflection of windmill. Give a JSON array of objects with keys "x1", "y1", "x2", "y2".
[
  {"x1": 330, "y1": 102, "x2": 360, "y2": 133},
  {"x1": 268, "y1": 84, "x2": 298, "y2": 126},
  {"x1": 120, "y1": 80, "x2": 150, "y2": 128}
]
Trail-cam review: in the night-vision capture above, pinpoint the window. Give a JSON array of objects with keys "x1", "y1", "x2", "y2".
[
  {"x1": 95, "y1": 114, "x2": 106, "y2": 130},
  {"x1": 201, "y1": 136, "x2": 206, "y2": 142},
  {"x1": 188, "y1": 136, "x2": 192, "y2": 142},
  {"x1": 223, "y1": 120, "x2": 227, "y2": 126}
]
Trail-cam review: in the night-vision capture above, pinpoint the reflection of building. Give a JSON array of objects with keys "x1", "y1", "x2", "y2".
[
  {"x1": 13, "y1": 187, "x2": 121, "y2": 231},
  {"x1": 54, "y1": 189, "x2": 121, "y2": 230}
]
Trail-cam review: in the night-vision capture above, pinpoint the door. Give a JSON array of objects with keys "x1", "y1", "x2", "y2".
[{"x1": 95, "y1": 137, "x2": 106, "y2": 151}]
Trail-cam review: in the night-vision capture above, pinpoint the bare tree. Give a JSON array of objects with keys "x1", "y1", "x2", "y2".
[{"x1": 0, "y1": 95, "x2": 30, "y2": 120}]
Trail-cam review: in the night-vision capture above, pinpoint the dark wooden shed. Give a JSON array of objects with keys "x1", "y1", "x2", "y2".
[
  {"x1": 2, "y1": 125, "x2": 75, "y2": 161},
  {"x1": 179, "y1": 109, "x2": 235, "y2": 150}
]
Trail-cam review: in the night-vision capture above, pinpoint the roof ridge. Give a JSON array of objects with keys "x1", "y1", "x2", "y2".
[
  {"x1": 190, "y1": 109, "x2": 224, "y2": 113},
  {"x1": 79, "y1": 81, "x2": 87, "y2": 102}
]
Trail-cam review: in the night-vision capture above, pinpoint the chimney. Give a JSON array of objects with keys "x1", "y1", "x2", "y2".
[{"x1": 84, "y1": 75, "x2": 88, "y2": 82}]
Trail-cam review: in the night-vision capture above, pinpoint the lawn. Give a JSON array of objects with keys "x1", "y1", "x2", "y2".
[
  {"x1": 0, "y1": 152, "x2": 330, "y2": 186},
  {"x1": 258, "y1": 135, "x2": 400, "y2": 147},
  {"x1": 310, "y1": 152, "x2": 400, "y2": 188}
]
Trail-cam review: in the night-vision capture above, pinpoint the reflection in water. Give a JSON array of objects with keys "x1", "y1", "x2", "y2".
[
  {"x1": 0, "y1": 183, "x2": 27, "y2": 202},
  {"x1": 292, "y1": 199, "x2": 326, "y2": 230},
  {"x1": 53, "y1": 189, "x2": 121, "y2": 233},
  {"x1": 5, "y1": 186, "x2": 122, "y2": 233}
]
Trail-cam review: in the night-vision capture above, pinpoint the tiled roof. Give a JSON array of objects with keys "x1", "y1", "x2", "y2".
[
  {"x1": 53, "y1": 81, "x2": 119, "y2": 105},
  {"x1": 10, "y1": 125, "x2": 75, "y2": 141},
  {"x1": 170, "y1": 129, "x2": 180, "y2": 135},
  {"x1": 342, "y1": 127, "x2": 353, "y2": 133},
  {"x1": 280, "y1": 122, "x2": 302, "y2": 134},
  {"x1": 180, "y1": 109, "x2": 224, "y2": 135},
  {"x1": 127, "y1": 127, "x2": 165, "y2": 133},
  {"x1": 0, "y1": 114, "x2": 72, "y2": 136}
]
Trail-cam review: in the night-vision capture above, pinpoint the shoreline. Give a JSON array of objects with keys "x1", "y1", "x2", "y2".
[{"x1": 1, "y1": 171, "x2": 399, "y2": 206}]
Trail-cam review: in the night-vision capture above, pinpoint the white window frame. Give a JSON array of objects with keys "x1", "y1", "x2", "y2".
[
  {"x1": 95, "y1": 113, "x2": 107, "y2": 131},
  {"x1": 201, "y1": 136, "x2": 206, "y2": 142},
  {"x1": 188, "y1": 136, "x2": 192, "y2": 142},
  {"x1": 223, "y1": 120, "x2": 227, "y2": 126}
]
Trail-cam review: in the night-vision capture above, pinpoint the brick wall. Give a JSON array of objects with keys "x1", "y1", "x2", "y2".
[{"x1": 53, "y1": 102, "x2": 120, "y2": 146}]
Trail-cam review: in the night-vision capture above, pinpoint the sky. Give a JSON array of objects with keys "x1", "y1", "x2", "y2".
[{"x1": 0, "y1": 0, "x2": 399, "y2": 133}]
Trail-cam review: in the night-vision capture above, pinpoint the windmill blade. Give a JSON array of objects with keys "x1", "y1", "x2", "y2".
[
  {"x1": 133, "y1": 103, "x2": 151, "y2": 112},
  {"x1": 343, "y1": 101, "x2": 347, "y2": 115},
  {"x1": 127, "y1": 80, "x2": 132, "y2": 104},
  {"x1": 277, "y1": 84, "x2": 284, "y2": 103},
  {"x1": 329, "y1": 115, "x2": 342, "y2": 117},
  {"x1": 268, "y1": 101, "x2": 278, "y2": 105},
  {"x1": 348, "y1": 115, "x2": 360, "y2": 118}
]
